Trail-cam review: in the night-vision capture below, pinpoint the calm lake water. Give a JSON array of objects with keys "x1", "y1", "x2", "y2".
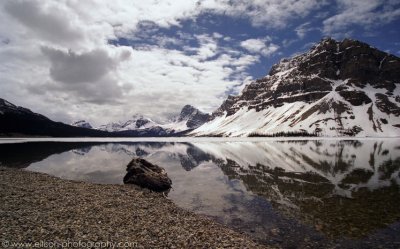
[{"x1": 1, "y1": 138, "x2": 399, "y2": 248}]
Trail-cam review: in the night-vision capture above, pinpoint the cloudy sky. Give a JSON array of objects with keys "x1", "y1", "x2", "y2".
[{"x1": 1, "y1": 0, "x2": 399, "y2": 126}]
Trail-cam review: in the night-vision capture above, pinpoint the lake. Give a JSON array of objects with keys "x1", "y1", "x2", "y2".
[{"x1": 1, "y1": 138, "x2": 399, "y2": 248}]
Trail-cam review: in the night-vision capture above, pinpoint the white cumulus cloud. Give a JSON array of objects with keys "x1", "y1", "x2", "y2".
[
  {"x1": 323, "y1": 0, "x2": 400, "y2": 36},
  {"x1": 0, "y1": 0, "x2": 398, "y2": 126},
  {"x1": 240, "y1": 38, "x2": 280, "y2": 57}
]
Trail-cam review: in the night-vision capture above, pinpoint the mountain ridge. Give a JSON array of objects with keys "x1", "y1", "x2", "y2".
[
  {"x1": 0, "y1": 98, "x2": 111, "y2": 137},
  {"x1": 192, "y1": 38, "x2": 400, "y2": 137}
]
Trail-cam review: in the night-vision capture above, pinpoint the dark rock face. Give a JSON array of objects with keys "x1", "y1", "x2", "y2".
[
  {"x1": 294, "y1": 38, "x2": 400, "y2": 87},
  {"x1": 338, "y1": 91, "x2": 372, "y2": 106},
  {"x1": 123, "y1": 158, "x2": 172, "y2": 191},
  {"x1": 212, "y1": 95, "x2": 240, "y2": 118},
  {"x1": 375, "y1": 93, "x2": 400, "y2": 116},
  {"x1": 135, "y1": 118, "x2": 149, "y2": 128},
  {"x1": 178, "y1": 105, "x2": 210, "y2": 129}
]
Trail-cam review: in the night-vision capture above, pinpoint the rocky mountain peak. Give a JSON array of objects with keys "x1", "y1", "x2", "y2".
[
  {"x1": 71, "y1": 120, "x2": 93, "y2": 129},
  {"x1": 193, "y1": 38, "x2": 400, "y2": 137},
  {"x1": 215, "y1": 38, "x2": 400, "y2": 116},
  {"x1": 132, "y1": 116, "x2": 152, "y2": 129},
  {"x1": 174, "y1": 105, "x2": 210, "y2": 129},
  {"x1": 267, "y1": 37, "x2": 398, "y2": 87},
  {"x1": 178, "y1": 105, "x2": 198, "y2": 121}
]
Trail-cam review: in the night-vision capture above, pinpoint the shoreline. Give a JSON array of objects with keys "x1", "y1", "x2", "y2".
[
  {"x1": 0, "y1": 136, "x2": 399, "y2": 144},
  {"x1": 0, "y1": 167, "x2": 267, "y2": 248}
]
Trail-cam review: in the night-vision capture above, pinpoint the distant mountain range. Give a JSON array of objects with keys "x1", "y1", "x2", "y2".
[
  {"x1": 71, "y1": 104, "x2": 210, "y2": 136},
  {"x1": 1, "y1": 38, "x2": 399, "y2": 137},
  {"x1": 0, "y1": 98, "x2": 209, "y2": 137}
]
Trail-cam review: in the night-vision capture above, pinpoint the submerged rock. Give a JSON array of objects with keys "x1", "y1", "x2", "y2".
[{"x1": 123, "y1": 157, "x2": 172, "y2": 191}]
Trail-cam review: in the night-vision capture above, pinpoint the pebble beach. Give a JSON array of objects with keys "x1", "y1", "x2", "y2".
[{"x1": 0, "y1": 167, "x2": 268, "y2": 248}]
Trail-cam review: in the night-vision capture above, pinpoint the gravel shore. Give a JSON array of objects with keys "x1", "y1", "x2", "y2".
[{"x1": 0, "y1": 167, "x2": 267, "y2": 248}]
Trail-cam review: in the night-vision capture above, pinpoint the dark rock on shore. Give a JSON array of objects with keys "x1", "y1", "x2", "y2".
[{"x1": 123, "y1": 158, "x2": 172, "y2": 191}]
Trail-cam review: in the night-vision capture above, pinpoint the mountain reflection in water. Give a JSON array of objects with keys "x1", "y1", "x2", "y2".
[{"x1": 0, "y1": 139, "x2": 399, "y2": 248}]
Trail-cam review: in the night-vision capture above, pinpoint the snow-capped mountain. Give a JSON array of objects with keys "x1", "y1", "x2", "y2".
[
  {"x1": 177, "y1": 105, "x2": 210, "y2": 129},
  {"x1": 192, "y1": 38, "x2": 400, "y2": 137},
  {"x1": 71, "y1": 120, "x2": 93, "y2": 129},
  {"x1": 97, "y1": 115, "x2": 158, "y2": 132},
  {"x1": 161, "y1": 105, "x2": 210, "y2": 132},
  {"x1": 176, "y1": 105, "x2": 210, "y2": 129}
]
